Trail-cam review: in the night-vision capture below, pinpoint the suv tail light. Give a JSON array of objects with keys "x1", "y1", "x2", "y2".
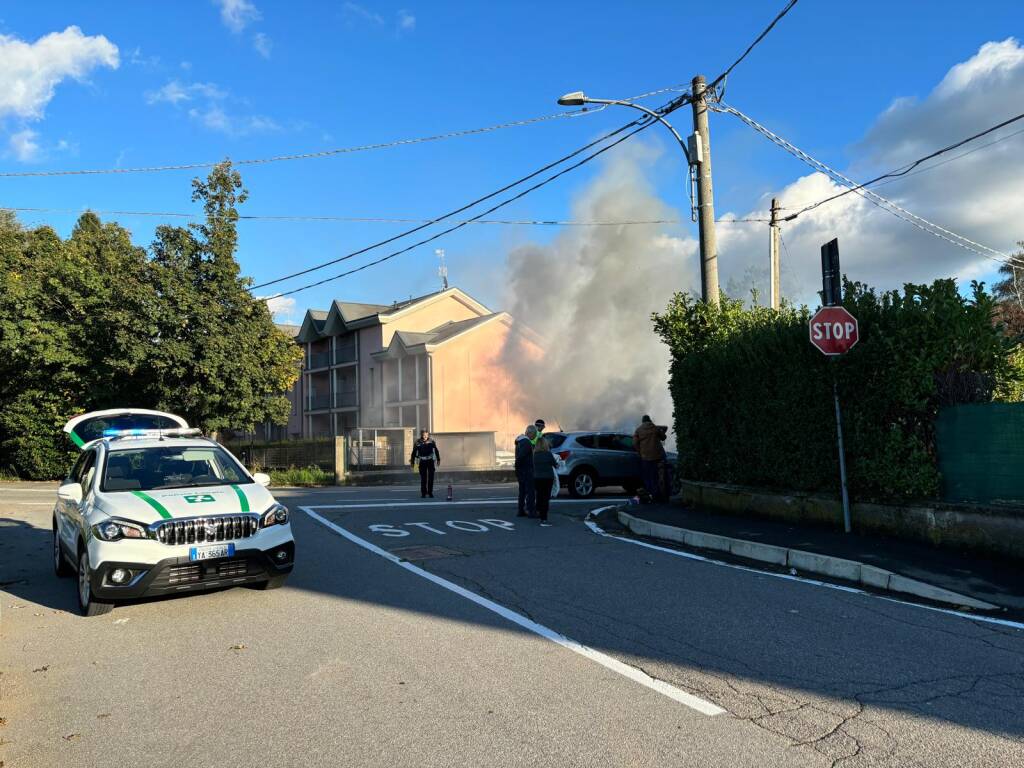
[{"x1": 557, "y1": 451, "x2": 571, "y2": 461}]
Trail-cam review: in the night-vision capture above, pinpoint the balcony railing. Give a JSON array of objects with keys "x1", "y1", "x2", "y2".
[
  {"x1": 308, "y1": 351, "x2": 331, "y2": 370},
  {"x1": 308, "y1": 394, "x2": 332, "y2": 411},
  {"x1": 334, "y1": 345, "x2": 357, "y2": 365},
  {"x1": 335, "y1": 390, "x2": 358, "y2": 408}
]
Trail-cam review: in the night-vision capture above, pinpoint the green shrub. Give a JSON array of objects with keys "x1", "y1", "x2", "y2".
[
  {"x1": 268, "y1": 465, "x2": 334, "y2": 487},
  {"x1": 653, "y1": 279, "x2": 1020, "y2": 502}
]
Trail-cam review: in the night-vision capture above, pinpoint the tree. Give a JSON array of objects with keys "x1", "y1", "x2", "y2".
[
  {"x1": 993, "y1": 241, "x2": 1024, "y2": 338},
  {"x1": 0, "y1": 162, "x2": 301, "y2": 478},
  {"x1": 145, "y1": 161, "x2": 301, "y2": 433}
]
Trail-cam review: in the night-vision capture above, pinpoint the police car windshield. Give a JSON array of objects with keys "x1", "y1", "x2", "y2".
[{"x1": 102, "y1": 445, "x2": 249, "y2": 492}]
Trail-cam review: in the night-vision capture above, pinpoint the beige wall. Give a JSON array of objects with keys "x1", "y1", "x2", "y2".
[
  {"x1": 429, "y1": 319, "x2": 540, "y2": 452},
  {"x1": 379, "y1": 294, "x2": 484, "y2": 347}
]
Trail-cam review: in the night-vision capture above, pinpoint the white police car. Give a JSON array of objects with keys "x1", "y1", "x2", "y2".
[{"x1": 53, "y1": 409, "x2": 294, "y2": 616}]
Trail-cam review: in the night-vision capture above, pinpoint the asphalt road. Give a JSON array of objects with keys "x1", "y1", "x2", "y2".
[{"x1": 2, "y1": 481, "x2": 1023, "y2": 767}]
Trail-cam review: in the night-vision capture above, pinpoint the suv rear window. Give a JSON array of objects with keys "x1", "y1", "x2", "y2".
[
  {"x1": 544, "y1": 433, "x2": 566, "y2": 449},
  {"x1": 574, "y1": 435, "x2": 597, "y2": 448}
]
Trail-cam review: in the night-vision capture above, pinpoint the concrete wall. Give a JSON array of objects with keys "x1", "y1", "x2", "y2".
[
  {"x1": 678, "y1": 480, "x2": 1024, "y2": 561},
  {"x1": 433, "y1": 432, "x2": 497, "y2": 468}
]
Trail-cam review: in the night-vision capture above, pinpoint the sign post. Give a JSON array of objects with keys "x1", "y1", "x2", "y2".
[{"x1": 810, "y1": 304, "x2": 859, "y2": 534}]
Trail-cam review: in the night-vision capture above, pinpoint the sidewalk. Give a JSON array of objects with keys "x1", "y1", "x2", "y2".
[{"x1": 614, "y1": 502, "x2": 1024, "y2": 615}]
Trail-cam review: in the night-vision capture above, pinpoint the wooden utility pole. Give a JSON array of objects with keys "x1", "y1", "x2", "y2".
[
  {"x1": 769, "y1": 197, "x2": 781, "y2": 309},
  {"x1": 691, "y1": 75, "x2": 719, "y2": 306}
]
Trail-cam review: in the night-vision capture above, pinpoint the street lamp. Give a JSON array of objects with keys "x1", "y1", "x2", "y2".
[
  {"x1": 557, "y1": 91, "x2": 691, "y2": 165},
  {"x1": 558, "y1": 90, "x2": 721, "y2": 305}
]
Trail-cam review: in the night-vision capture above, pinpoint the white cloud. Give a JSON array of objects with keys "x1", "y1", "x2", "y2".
[
  {"x1": 188, "y1": 104, "x2": 280, "y2": 136},
  {"x1": 714, "y1": 37, "x2": 1024, "y2": 303},
  {"x1": 0, "y1": 26, "x2": 119, "y2": 120},
  {"x1": 265, "y1": 295, "x2": 297, "y2": 322},
  {"x1": 215, "y1": 0, "x2": 261, "y2": 33},
  {"x1": 145, "y1": 80, "x2": 225, "y2": 105},
  {"x1": 146, "y1": 79, "x2": 276, "y2": 136},
  {"x1": 8, "y1": 128, "x2": 40, "y2": 162},
  {"x1": 343, "y1": 2, "x2": 384, "y2": 25},
  {"x1": 252, "y1": 32, "x2": 272, "y2": 59},
  {"x1": 397, "y1": 10, "x2": 416, "y2": 32}
]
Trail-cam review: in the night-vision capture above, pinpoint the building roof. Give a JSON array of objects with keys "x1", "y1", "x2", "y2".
[
  {"x1": 275, "y1": 323, "x2": 301, "y2": 339},
  {"x1": 372, "y1": 312, "x2": 510, "y2": 359},
  {"x1": 297, "y1": 287, "x2": 491, "y2": 343}
]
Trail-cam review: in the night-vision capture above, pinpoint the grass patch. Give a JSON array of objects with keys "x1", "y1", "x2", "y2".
[{"x1": 267, "y1": 465, "x2": 334, "y2": 487}]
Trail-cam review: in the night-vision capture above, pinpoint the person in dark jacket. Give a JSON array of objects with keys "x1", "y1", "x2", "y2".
[
  {"x1": 532, "y1": 437, "x2": 558, "y2": 527},
  {"x1": 410, "y1": 430, "x2": 441, "y2": 498},
  {"x1": 514, "y1": 424, "x2": 538, "y2": 517},
  {"x1": 633, "y1": 415, "x2": 667, "y2": 498}
]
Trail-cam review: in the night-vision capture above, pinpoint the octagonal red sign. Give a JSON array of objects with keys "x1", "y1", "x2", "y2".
[{"x1": 809, "y1": 306, "x2": 859, "y2": 356}]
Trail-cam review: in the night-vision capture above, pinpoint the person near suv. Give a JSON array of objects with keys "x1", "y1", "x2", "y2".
[{"x1": 633, "y1": 415, "x2": 667, "y2": 499}]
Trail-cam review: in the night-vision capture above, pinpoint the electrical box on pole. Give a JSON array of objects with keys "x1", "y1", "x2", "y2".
[{"x1": 821, "y1": 238, "x2": 841, "y2": 306}]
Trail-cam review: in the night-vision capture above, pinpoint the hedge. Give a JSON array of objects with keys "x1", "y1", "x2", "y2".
[{"x1": 652, "y1": 279, "x2": 1021, "y2": 502}]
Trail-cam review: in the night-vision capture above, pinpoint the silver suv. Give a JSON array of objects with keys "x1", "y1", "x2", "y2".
[{"x1": 545, "y1": 431, "x2": 677, "y2": 498}]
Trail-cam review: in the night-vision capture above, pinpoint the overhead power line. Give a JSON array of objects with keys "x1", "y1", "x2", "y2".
[
  {"x1": 264, "y1": 119, "x2": 660, "y2": 299},
  {"x1": 250, "y1": 117, "x2": 650, "y2": 291},
  {"x1": 0, "y1": 83, "x2": 687, "y2": 180},
  {"x1": 4, "y1": 205, "x2": 759, "y2": 227},
  {"x1": 709, "y1": 0, "x2": 799, "y2": 90},
  {"x1": 715, "y1": 101, "x2": 1024, "y2": 268},
  {"x1": 783, "y1": 110, "x2": 1024, "y2": 220}
]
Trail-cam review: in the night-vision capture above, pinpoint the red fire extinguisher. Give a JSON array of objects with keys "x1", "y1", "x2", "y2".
[{"x1": 446, "y1": 483, "x2": 453, "y2": 502}]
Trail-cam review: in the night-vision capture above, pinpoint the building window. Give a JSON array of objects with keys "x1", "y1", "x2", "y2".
[
  {"x1": 401, "y1": 405, "x2": 418, "y2": 429},
  {"x1": 384, "y1": 359, "x2": 399, "y2": 403},
  {"x1": 369, "y1": 368, "x2": 375, "y2": 406},
  {"x1": 417, "y1": 355, "x2": 429, "y2": 399},
  {"x1": 401, "y1": 357, "x2": 416, "y2": 402},
  {"x1": 385, "y1": 406, "x2": 400, "y2": 427}
]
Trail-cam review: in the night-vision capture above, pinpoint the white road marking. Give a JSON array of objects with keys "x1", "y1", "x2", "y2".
[
  {"x1": 301, "y1": 505, "x2": 725, "y2": 716},
  {"x1": 309, "y1": 499, "x2": 601, "y2": 510},
  {"x1": 0, "y1": 489, "x2": 57, "y2": 494},
  {"x1": 584, "y1": 508, "x2": 1024, "y2": 633},
  {"x1": 6, "y1": 502, "x2": 54, "y2": 506}
]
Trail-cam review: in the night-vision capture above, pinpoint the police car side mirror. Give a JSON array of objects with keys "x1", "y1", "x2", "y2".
[
  {"x1": 252, "y1": 472, "x2": 271, "y2": 487},
  {"x1": 57, "y1": 481, "x2": 83, "y2": 503}
]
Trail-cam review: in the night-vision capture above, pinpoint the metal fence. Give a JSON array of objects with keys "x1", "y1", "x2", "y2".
[
  {"x1": 225, "y1": 439, "x2": 335, "y2": 471},
  {"x1": 345, "y1": 428, "x2": 413, "y2": 470},
  {"x1": 935, "y1": 403, "x2": 1024, "y2": 506}
]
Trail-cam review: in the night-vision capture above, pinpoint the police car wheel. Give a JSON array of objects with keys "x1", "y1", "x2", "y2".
[
  {"x1": 78, "y1": 549, "x2": 113, "y2": 617},
  {"x1": 257, "y1": 575, "x2": 288, "y2": 590},
  {"x1": 53, "y1": 523, "x2": 73, "y2": 577}
]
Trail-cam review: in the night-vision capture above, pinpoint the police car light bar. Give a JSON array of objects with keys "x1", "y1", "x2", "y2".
[{"x1": 103, "y1": 427, "x2": 203, "y2": 440}]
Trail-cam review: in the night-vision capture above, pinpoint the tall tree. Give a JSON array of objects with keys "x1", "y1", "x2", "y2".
[{"x1": 993, "y1": 241, "x2": 1024, "y2": 337}]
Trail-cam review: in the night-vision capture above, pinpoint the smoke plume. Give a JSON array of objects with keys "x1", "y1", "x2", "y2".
[{"x1": 501, "y1": 147, "x2": 697, "y2": 444}]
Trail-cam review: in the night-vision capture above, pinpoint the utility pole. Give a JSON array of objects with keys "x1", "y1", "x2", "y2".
[
  {"x1": 691, "y1": 75, "x2": 720, "y2": 306},
  {"x1": 769, "y1": 197, "x2": 781, "y2": 309}
]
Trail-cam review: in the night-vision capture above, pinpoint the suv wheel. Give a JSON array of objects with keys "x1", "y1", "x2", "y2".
[
  {"x1": 77, "y1": 548, "x2": 113, "y2": 617},
  {"x1": 569, "y1": 468, "x2": 596, "y2": 498},
  {"x1": 53, "y1": 523, "x2": 73, "y2": 577}
]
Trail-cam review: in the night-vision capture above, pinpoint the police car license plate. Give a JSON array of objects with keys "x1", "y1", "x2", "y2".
[{"x1": 189, "y1": 543, "x2": 234, "y2": 561}]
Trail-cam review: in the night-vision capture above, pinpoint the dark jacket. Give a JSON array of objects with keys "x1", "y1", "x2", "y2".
[
  {"x1": 633, "y1": 422, "x2": 666, "y2": 461},
  {"x1": 410, "y1": 439, "x2": 440, "y2": 465},
  {"x1": 533, "y1": 449, "x2": 558, "y2": 477},
  {"x1": 514, "y1": 435, "x2": 535, "y2": 476}
]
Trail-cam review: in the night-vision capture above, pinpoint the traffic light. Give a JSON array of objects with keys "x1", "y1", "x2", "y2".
[{"x1": 821, "y1": 238, "x2": 841, "y2": 306}]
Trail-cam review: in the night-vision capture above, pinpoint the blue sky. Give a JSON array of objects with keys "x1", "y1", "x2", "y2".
[{"x1": 2, "y1": 1, "x2": 1023, "y2": 322}]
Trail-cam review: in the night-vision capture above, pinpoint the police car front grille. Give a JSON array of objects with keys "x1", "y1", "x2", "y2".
[{"x1": 154, "y1": 515, "x2": 259, "y2": 546}]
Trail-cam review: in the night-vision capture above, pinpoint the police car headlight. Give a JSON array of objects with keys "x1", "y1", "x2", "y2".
[
  {"x1": 93, "y1": 519, "x2": 147, "y2": 541},
  {"x1": 260, "y1": 504, "x2": 289, "y2": 528}
]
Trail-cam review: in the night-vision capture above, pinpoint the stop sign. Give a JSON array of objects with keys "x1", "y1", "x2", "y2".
[{"x1": 809, "y1": 306, "x2": 859, "y2": 356}]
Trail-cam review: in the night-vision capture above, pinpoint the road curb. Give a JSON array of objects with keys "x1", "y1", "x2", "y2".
[{"x1": 617, "y1": 509, "x2": 997, "y2": 611}]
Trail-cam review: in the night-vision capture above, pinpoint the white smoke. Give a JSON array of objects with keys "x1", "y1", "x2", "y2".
[{"x1": 500, "y1": 145, "x2": 698, "y2": 445}]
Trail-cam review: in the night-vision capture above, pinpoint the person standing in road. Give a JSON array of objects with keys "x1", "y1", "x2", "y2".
[
  {"x1": 410, "y1": 429, "x2": 441, "y2": 498},
  {"x1": 515, "y1": 424, "x2": 538, "y2": 517},
  {"x1": 532, "y1": 437, "x2": 558, "y2": 527},
  {"x1": 633, "y1": 415, "x2": 666, "y2": 499}
]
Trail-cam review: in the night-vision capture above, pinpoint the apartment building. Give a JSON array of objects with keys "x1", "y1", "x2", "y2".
[{"x1": 291, "y1": 287, "x2": 537, "y2": 451}]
